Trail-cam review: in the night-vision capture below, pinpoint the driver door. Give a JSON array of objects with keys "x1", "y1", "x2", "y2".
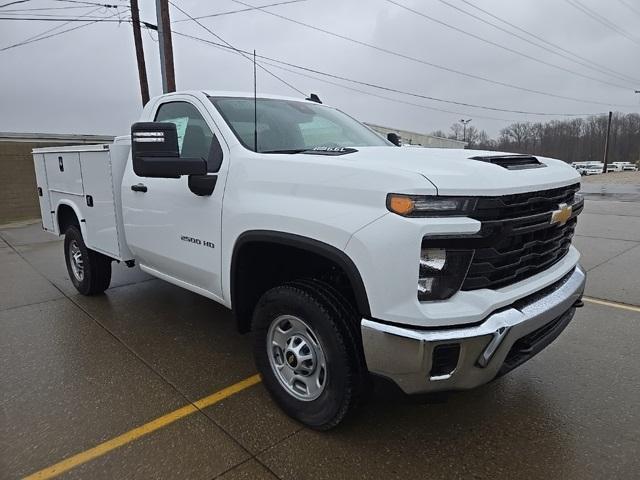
[{"x1": 122, "y1": 97, "x2": 229, "y2": 300}]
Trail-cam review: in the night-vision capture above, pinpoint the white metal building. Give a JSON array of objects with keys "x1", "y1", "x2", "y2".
[{"x1": 365, "y1": 123, "x2": 467, "y2": 149}]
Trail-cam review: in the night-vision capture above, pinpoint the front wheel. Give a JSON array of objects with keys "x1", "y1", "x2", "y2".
[
  {"x1": 64, "y1": 226, "x2": 112, "y2": 295},
  {"x1": 252, "y1": 281, "x2": 365, "y2": 430}
]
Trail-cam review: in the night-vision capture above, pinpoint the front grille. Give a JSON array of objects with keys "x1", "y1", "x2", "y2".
[
  {"x1": 462, "y1": 217, "x2": 578, "y2": 290},
  {"x1": 472, "y1": 183, "x2": 580, "y2": 221},
  {"x1": 461, "y1": 183, "x2": 582, "y2": 290}
]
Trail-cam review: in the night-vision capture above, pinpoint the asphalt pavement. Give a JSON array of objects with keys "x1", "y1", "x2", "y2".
[{"x1": 1, "y1": 196, "x2": 639, "y2": 480}]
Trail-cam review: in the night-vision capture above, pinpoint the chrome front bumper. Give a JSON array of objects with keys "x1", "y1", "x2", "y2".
[{"x1": 361, "y1": 265, "x2": 586, "y2": 394}]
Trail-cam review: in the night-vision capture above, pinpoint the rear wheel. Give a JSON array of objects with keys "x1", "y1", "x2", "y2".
[
  {"x1": 64, "y1": 226, "x2": 112, "y2": 295},
  {"x1": 252, "y1": 280, "x2": 365, "y2": 430}
]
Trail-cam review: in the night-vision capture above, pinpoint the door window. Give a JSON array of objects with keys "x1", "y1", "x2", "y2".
[{"x1": 154, "y1": 101, "x2": 222, "y2": 172}]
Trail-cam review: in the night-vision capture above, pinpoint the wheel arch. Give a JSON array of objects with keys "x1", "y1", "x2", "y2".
[
  {"x1": 230, "y1": 230, "x2": 371, "y2": 333},
  {"x1": 55, "y1": 200, "x2": 87, "y2": 239}
]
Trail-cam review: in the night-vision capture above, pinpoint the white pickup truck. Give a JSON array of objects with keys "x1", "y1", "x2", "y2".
[{"x1": 32, "y1": 90, "x2": 585, "y2": 429}]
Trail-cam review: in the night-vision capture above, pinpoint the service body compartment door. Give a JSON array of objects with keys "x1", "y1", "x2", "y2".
[
  {"x1": 44, "y1": 152, "x2": 84, "y2": 195},
  {"x1": 32, "y1": 153, "x2": 54, "y2": 231},
  {"x1": 79, "y1": 150, "x2": 120, "y2": 258}
]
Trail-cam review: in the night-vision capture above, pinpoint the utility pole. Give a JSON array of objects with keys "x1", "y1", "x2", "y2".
[
  {"x1": 130, "y1": 0, "x2": 149, "y2": 105},
  {"x1": 602, "y1": 111, "x2": 612, "y2": 174},
  {"x1": 459, "y1": 119, "x2": 472, "y2": 142},
  {"x1": 155, "y1": 0, "x2": 176, "y2": 93}
]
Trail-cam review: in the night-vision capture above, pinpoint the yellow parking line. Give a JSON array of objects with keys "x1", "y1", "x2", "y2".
[
  {"x1": 583, "y1": 296, "x2": 640, "y2": 313},
  {"x1": 24, "y1": 374, "x2": 262, "y2": 480}
]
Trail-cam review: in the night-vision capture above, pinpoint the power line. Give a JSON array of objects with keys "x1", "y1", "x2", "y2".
[
  {"x1": 1, "y1": 0, "x2": 122, "y2": 13},
  {"x1": 168, "y1": 1, "x2": 305, "y2": 95},
  {"x1": 0, "y1": 0, "x2": 30, "y2": 7},
  {"x1": 386, "y1": 0, "x2": 631, "y2": 90},
  {"x1": 175, "y1": 27, "x2": 517, "y2": 122},
  {"x1": 0, "y1": 12, "x2": 124, "y2": 18},
  {"x1": 457, "y1": 0, "x2": 640, "y2": 85},
  {"x1": 433, "y1": 0, "x2": 639, "y2": 86},
  {"x1": 230, "y1": 0, "x2": 635, "y2": 108},
  {"x1": 258, "y1": 57, "x2": 519, "y2": 123},
  {"x1": 171, "y1": 29, "x2": 605, "y2": 117},
  {"x1": 0, "y1": 16, "x2": 127, "y2": 21},
  {"x1": 617, "y1": 0, "x2": 640, "y2": 18},
  {"x1": 172, "y1": 0, "x2": 307, "y2": 23},
  {"x1": 9, "y1": 5, "x2": 104, "y2": 46},
  {"x1": 210, "y1": 41, "x2": 520, "y2": 122},
  {"x1": 52, "y1": 0, "x2": 125, "y2": 6},
  {"x1": 0, "y1": 5, "x2": 90, "y2": 11},
  {"x1": 0, "y1": 7, "x2": 128, "y2": 51},
  {"x1": 564, "y1": 0, "x2": 640, "y2": 47}
]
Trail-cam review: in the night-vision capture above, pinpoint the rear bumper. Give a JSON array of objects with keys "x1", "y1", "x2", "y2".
[{"x1": 361, "y1": 265, "x2": 586, "y2": 394}]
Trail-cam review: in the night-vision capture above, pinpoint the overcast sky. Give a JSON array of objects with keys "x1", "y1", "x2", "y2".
[{"x1": 1, "y1": 0, "x2": 639, "y2": 138}]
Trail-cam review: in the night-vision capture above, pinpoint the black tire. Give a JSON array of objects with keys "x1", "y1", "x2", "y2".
[
  {"x1": 63, "y1": 225, "x2": 112, "y2": 295},
  {"x1": 252, "y1": 280, "x2": 364, "y2": 430}
]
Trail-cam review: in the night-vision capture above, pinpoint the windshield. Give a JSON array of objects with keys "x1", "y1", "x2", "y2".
[{"x1": 209, "y1": 97, "x2": 390, "y2": 153}]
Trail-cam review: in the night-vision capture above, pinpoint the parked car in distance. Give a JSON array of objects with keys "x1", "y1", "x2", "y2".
[
  {"x1": 575, "y1": 162, "x2": 603, "y2": 175},
  {"x1": 612, "y1": 162, "x2": 638, "y2": 172}
]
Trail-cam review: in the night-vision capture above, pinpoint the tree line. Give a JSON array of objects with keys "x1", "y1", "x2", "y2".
[{"x1": 431, "y1": 112, "x2": 640, "y2": 164}]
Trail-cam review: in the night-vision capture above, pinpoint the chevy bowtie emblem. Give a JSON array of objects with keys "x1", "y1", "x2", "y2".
[{"x1": 551, "y1": 203, "x2": 572, "y2": 226}]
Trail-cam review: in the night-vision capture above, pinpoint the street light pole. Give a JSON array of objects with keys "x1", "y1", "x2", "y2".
[{"x1": 459, "y1": 119, "x2": 472, "y2": 142}]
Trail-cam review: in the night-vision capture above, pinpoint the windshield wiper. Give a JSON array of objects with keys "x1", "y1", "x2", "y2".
[{"x1": 260, "y1": 149, "x2": 308, "y2": 154}]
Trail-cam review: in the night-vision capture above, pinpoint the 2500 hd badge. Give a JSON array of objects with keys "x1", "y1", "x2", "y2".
[{"x1": 180, "y1": 235, "x2": 215, "y2": 249}]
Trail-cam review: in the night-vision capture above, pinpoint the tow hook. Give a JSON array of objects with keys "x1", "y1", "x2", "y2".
[{"x1": 574, "y1": 297, "x2": 584, "y2": 308}]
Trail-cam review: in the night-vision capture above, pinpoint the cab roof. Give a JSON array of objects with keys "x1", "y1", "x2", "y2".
[{"x1": 202, "y1": 90, "x2": 315, "y2": 103}]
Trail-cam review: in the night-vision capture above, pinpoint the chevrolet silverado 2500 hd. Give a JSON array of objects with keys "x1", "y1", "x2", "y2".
[{"x1": 32, "y1": 90, "x2": 585, "y2": 429}]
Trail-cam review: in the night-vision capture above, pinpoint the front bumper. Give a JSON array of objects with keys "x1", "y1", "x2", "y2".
[{"x1": 361, "y1": 265, "x2": 586, "y2": 394}]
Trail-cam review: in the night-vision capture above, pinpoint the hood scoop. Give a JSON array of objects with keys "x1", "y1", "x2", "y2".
[{"x1": 469, "y1": 154, "x2": 546, "y2": 170}]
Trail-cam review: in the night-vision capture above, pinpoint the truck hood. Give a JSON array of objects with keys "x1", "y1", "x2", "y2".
[{"x1": 349, "y1": 147, "x2": 580, "y2": 196}]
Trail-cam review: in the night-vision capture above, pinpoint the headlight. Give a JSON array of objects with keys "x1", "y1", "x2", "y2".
[
  {"x1": 387, "y1": 194, "x2": 477, "y2": 217},
  {"x1": 418, "y1": 247, "x2": 474, "y2": 301}
]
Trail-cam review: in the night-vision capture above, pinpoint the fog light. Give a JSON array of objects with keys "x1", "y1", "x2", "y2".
[
  {"x1": 418, "y1": 247, "x2": 474, "y2": 301},
  {"x1": 420, "y1": 248, "x2": 446, "y2": 271}
]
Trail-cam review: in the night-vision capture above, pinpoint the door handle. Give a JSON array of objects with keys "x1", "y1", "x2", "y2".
[{"x1": 131, "y1": 183, "x2": 148, "y2": 193}]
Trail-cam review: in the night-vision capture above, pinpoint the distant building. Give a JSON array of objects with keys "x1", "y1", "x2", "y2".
[
  {"x1": 365, "y1": 123, "x2": 467, "y2": 149},
  {"x1": 0, "y1": 132, "x2": 114, "y2": 223}
]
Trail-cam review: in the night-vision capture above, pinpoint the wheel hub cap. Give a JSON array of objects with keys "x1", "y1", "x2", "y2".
[
  {"x1": 69, "y1": 240, "x2": 84, "y2": 282},
  {"x1": 267, "y1": 315, "x2": 327, "y2": 401}
]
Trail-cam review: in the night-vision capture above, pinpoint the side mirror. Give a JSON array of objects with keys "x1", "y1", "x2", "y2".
[
  {"x1": 387, "y1": 132, "x2": 402, "y2": 146},
  {"x1": 131, "y1": 122, "x2": 207, "y2": 178}
]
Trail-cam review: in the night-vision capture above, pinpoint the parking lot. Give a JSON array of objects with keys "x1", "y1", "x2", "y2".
[{"x1": 1, "y1": 191, "x2": 639, "y2": 480}]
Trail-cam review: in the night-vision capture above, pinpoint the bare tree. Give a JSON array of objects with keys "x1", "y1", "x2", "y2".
[
  {"x1": 465, "y1": 125, "x2": 480, "y2": 147},
  {"x1": 429, "y1": 130, "x2": 448, "y2": 138},
  {"x1": 467, "y1": 113, "x2": 640, "y2": 164},
  {"x1": 449, "y1": 123, "x2": 463, "y2": 141}
]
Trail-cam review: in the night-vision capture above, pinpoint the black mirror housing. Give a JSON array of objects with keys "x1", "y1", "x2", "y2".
[
  {"x1": 387, "y1": 132, "x2": 402, "y2": 146},
  {"x1": 131, "y1": 122, "x2": 207, "y2": 178}
]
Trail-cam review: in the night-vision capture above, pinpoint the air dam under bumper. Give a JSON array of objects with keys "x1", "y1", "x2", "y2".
[{"x1": 361, "y1": 265, "x2": 586, "y2": 394}]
